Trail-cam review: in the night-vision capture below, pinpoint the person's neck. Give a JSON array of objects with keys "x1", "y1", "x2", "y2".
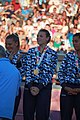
[{"x1": 39, "y1": 44, "x2": 47, "y2": 53}]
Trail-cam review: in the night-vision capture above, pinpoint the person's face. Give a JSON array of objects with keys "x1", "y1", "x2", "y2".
[
  {"x1": 37, "y1": 31, "x2": 49, "y2": 46},
  {"x1": 5, "y1": 38, "x2": 18, "y2": 53},
  {"x1": 73, "y1": 36, "x2": 80, "y2": 51}
]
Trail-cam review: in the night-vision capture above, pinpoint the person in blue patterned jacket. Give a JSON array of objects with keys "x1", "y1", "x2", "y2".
[
  {"x1": 5, "y1": 33, "x2": 26, "y2": 120},
  {"x1": 58, "y1": 32, "x2": 80, "y2": 120},
  {"x1": 23, "y1": 29, "x2": 58, "y2": 120}
]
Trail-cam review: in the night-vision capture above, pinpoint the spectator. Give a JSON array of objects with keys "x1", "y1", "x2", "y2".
[
  {"x1": 0, "y1": 0, "x2": 80, "y2": 53},
  {"x1": 20, "y1": 37, "x2": 30, "y2": 52},
  {"x1": 0, "y1": 45, "x2": 21, "y2": 120},
  {"x1": 53, "y1": 33, "x2": 62, "y2": 51},
  {"x1": 67, "y1": 27, "x2": 77, "y2": 49},
  {"x1": 21, "y1": 6, "x2": 31, "y2": 21},
  {"x1": 58, "y1": 32, "x2": 80, "y2": 120},
  {"x1": 23, "y1": 29, "x2": 58, "y2": 120},
  {"x1": 61, "y1": 19, "x2": 69, "y2": 34},
  {"x1": 30, "y1": 37, "x2": 38, "y2": 48},
  {"x1": 11, "y1": 0, "x2": 21, "y2": 11}
]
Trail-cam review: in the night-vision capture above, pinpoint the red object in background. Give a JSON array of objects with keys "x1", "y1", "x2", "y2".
[{"x1": 12, "y1": 0, "x2": 21, "y2": 11}]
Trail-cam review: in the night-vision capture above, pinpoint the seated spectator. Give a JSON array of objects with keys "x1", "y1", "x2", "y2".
[{"x1": 20, "y1": 37, "x2": 30, "y2": 52}]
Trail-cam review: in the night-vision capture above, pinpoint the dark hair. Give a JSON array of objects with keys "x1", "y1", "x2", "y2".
[
  {"x1": 26, "y1": 37, "x2": 29, "y2": 44},
  {"x1": 5, "y1": 33, "x2": 20, "y2": 48},
  {"x1": 38, "y1": 29, "x2": 51, "y2": 43},
  {"x1": 73, "y1": 32, "x2": 80, "y2": 39}
]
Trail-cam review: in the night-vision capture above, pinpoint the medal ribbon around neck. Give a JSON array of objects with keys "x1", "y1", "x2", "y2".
[
  {"x1": 74, "y1": 52, "x2": 80, "y2": 72},
  {"x1": 33, "y1": 46, "x2": 48, "y2": 75},
  {"x1": 36, "y1": 46, "x2": 48, "y2": 67}
]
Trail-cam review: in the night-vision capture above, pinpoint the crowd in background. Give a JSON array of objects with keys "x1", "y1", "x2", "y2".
[{"x1": 0, "y1": 0, "x2": 80, "y2": 53}]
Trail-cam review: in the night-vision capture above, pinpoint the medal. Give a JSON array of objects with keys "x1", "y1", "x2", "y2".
[{"x1": 33, "y1": 68, "x2": 39, "y2": 75}]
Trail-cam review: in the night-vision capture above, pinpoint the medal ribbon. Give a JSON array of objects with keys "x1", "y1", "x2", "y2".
[
  {"x1": 35, "y1": 46, "x2": 48, "y2": 68},
  {"x1": 74, "y1": 52, "x2": 80, "y2": 73}
]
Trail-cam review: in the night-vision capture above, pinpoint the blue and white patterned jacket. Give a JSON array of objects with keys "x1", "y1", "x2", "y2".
[
  {"x1": 24, "y1": 46, "x2": 58, "y2": 88},
  {"x1": 6, "y1": 50, "x2": 26, "y2": 79},
  {"x1": 58, "y1": 51, "x2": 80, "y2": 87}
]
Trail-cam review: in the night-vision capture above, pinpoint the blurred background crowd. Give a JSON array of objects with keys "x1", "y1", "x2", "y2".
[{"x1": 0, "y1": 0, "x2": 80, "y2": 53}]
